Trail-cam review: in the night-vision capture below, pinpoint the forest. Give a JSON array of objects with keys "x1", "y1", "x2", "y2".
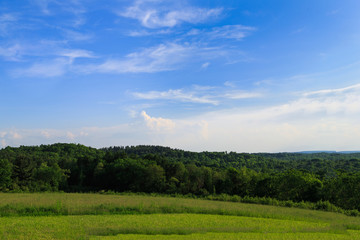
[{"x1": 1, "y1": 143, "x2": 360, "y2": 211}]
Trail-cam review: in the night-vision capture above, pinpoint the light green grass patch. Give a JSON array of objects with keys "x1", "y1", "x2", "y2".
[
  {"x1": 94, "y1": 231, "x2": 360, "y2": 240},
  {"x1": 0, "y1": 214, "x2": 333, "y2": 239},
  {"x1": 1, "y1": 193, "x2": 360, "y2": 239},
  {"x1": 0, "y1": 193, "x2": 358, "y2": 223}
]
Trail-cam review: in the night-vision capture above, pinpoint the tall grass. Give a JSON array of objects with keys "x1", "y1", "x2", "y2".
[
  {"x1": 1, "y1": 193, "x2": 360, "y2": 239},
  {"x1": 0, "y1": 192, "x2": 356, "y2": 222},
  {"x1": 0, "y1": 214, "x2": 348, "y2": 239},
  {"x1": 94, "y1": 232, "x2": 360, "y2": 240}
]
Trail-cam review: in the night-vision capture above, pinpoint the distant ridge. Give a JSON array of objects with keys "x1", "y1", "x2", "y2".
[{"x1": 298, "y1": 151, "x2": 360, "y2": 154}]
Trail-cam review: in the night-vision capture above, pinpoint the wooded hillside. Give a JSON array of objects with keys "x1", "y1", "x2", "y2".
[{"x1": 1, "y1": 143, "x2": 360, "y2": 211}]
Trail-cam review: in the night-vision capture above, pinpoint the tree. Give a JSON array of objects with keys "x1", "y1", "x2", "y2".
[
  {"x1": 33, "y1": 163, "x2": 68, "y2": 191},
  {"x1": 144, "y1": 164, "x2": 166, "y2": 193},
  {"x1": 0, "y1": 159, "x2": 11, "y2": 190},
  {"x1": 12, "y1": 154, "x2": 36, "y2": 191},
  {"x1": 274, "y1": 170, "x2": 323, "y2": 202}
]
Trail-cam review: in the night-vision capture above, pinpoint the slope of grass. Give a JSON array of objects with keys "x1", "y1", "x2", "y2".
[
  {"x1": 1, "y1": 214, "x2": 360, "y2": 239},
  {"x1": 96, "y1": 232, "x2": 360, "y2": 240},
  {"x1": 1, "y1": 193, "x2": 360, "y2": 239},
  {"x1": 0, "y1": 193, "x2": 354, "y2": 221}
]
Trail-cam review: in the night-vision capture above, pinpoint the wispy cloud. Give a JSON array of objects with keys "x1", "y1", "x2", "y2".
[
  {"x1": 223, "y1": 83, "x2": 360, "y2": 122},
  {"x1": 58, "y1": 49, "x2": 95, "y2": 62},
  {"x1": 33, "y1": 0, "x2": 87, "y2": 18},
  {"x1": 223, "y1": 91, "x2": 262, "y2": 99},
  {"x1": 0, "y1": 44, "x2": 22, "y2": 61},
  {"x1": 0, "y1": 13, "x2": 19, "y2": 35},
  {"x1": 11, "y1": 47, "x2": 95, "y2": 77},
  {"x1": 208, "y1": 25, "x2": 256, "y2": 40},
  {"x1": 134, "y1": 89, "x2": 219, "y2": 105},
  {"x1": 62, "y1": 29, "x2": 92, "y2": 41},
  {"x1": 33, "y1": 0, "x2": 52, "y2": 15},
  {"x1": 3, "y1": 37, "x2": 96, "y2": 77},
  {"x1": 132, "y1": 85, "x2": 262, "y2": 105},
  {"x1": 13, "y1": 58, "x2": 69, "y2": 77},
  {"x1": 303, "y1": 83, "x2": 360, "y2": 97},
  {"x1": 201, "y1": 62, "x2": 210, "y2": 69},
  {"x1": 127, "y1": 29, "x2": 173, "y2": 37},
  {"x1": 119, "y1": 0, "x2": 222, "y2": 28},
  {"x1": 11, "y1": 40, "x2": 232, "y2": 76},
  {"x1": 87, "y1": 42, "x2": 194, "y2": 73},
  {"x1": 0, "y1": 13, "x2": 18, "y2": 22},
  {"x1": 187, "y1": 25, "x2": 256, "y2": 41}
]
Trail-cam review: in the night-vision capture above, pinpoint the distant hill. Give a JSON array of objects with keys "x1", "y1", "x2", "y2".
[{"x1": 298, "y1": 151, "x2": 360, "y2": 154}]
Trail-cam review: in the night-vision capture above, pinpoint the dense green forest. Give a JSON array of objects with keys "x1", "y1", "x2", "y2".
[{"x1": 1, "y1": 143, "x2": 360, "y2": 211}]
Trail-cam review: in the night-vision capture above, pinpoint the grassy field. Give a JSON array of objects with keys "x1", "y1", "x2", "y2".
[{"x1": 0, "y1": 193, "x2": 360, "y2": 239}]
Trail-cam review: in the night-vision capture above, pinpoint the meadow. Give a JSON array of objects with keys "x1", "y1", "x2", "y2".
[{"x1": 1, "y1": 193, "x2": 360, "y2": 239}]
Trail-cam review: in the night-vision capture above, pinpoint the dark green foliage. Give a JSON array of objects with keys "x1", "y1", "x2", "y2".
[
  {"x1": 324, "y1": 172, "x2": 360, "y2": 210},
  {"x1": 1, "y1": 143, "x2": 360, "y2": 212},
  {"x1": 0, "y1": 158, "x2": 11, "y2": 190}
]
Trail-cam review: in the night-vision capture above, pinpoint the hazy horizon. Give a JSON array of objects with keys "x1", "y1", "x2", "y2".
[{"x1": 1, "y1": 0, "x2": 360, "y2": 152}]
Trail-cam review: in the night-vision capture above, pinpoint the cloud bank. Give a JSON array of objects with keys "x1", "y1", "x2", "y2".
[{"x1": 2, "y1": 83, "x2": 360, "y2": 152}]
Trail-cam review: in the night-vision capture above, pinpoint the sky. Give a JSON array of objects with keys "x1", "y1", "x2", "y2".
[{"x1": 1, "y1": 0, "x2": 360, "y2": 152}]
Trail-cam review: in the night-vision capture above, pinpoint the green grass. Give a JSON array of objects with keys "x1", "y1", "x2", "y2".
[
  {"x1": 0, "y1": 193, "x2": 353, "y2": 221},
  {"x1": 1, "y1": 193, "x2": 360, "y2": 239},
  {"x1": 96, "y1": 232, "x2": 360, "y2": 240},
  {"x1": 0, "y1": 214, "x2": 359, "y2": 239}
]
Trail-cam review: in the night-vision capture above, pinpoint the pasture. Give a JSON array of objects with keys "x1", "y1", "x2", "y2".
[{"x1": 0, "y1": 193, "x2": 359, "y2": 239}]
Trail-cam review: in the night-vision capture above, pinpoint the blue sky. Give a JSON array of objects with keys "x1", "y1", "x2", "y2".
[{"x1": 1, "y1": 0, "x2": 360, "y2": 152}]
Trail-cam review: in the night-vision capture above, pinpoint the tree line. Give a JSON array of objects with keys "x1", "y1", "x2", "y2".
[{"x1": 1, "y1": 143, "x2": 360, "y2": 211}]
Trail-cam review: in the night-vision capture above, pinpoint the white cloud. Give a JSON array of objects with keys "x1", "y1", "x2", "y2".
[
  {"x1": 34, "y1": 0, "x2": 52, "y2": 15},
  {"x1": 85, "y1": 41, "x2": 242, "y2": 74},
  {"x1": 92, "y1": 42, "x2": 193, "y2": 73},
  {"x1": 141, "y1": 111, "x2": 175, "y2": 132},
  {"x1": 1, "y1": 139, "x2": 6, "y2": 147},
  {"x1": 63, "y1": 29, "x2": 92, "y2": 41},
  {"x1": 130, "y1": 83, "x2": 360, "y2": 152},
  {"x1": 0, "y1": 131, "x2": 22, "y2": 142},
  {"x1": 224, "y1": 81, "x2": 236, "y2": 88},
  {"x1": 13, "y1": 58, "x2": 69, "y2": 77},
  {"x1": 0, "y1": 43, "x2": 94, "y2": 62},
  {"x1": 187, "y1": 83, "x2": 360, "y2": 151},
  {"x1": 134, "y1": 89, "x2": 218, "y2": 105},
  {"x1": 0, "y1": 13, "x2": 18, "y2": 22},
  {"x1": 132, "y1": 85, "x2": 262, "y2": 105},
  {"x1": 41, "y1": 130, "x2": 51, "y2": 139},
  {"x1": 201, "y1": 62, "x2": 210, "y2": 69},
  {"x1": 209, "y1": 25, "x2": 256, "y2": 40},
  {"x1": 224, "y1": 91, "x2": 262, "y2": 99},
  {"x1": 11, "y1": 132, "x2": 22, "y2": 140},
  {"x1": 33, "y1": 0, "x2": 87, "y2": 17},
  {"x1": 66, "y1": 131, "x2": 76, "y2": 140},
  {"x1": 3, "y1": 84, "x2": 360, "y2": 152},
  {"x1": 59, "y1": 49, "x2": 95, "y2": 62},
  {"x1": 0, "y1": 44, "x2": 22, "y2": 61},
  {"x1": 187, "y1": 25, "x2": 256, "y2": 41},
  {"x1": 127, "y1": 29, "x2": 172, "y2": 37},
  {"x1": 0, "y1": 13, "x2": 19, "y2": 35},
  {"x1": 11, "y1": 48, "x2": 94, "y2": 77},
  {"x1": 303, "y1": 83, "x2": 360, "y2": 97},
  {"x1": 0, "y1": 128, "x2": 87, "y2": 148},
  {"x1": 120, "y1": 0, "x2": 222, "y2": 28}
]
